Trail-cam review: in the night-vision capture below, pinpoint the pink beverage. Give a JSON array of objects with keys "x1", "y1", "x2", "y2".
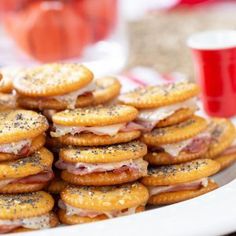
[{"x1": 188, "y1": 30, "x2": 236, "y2": 117}]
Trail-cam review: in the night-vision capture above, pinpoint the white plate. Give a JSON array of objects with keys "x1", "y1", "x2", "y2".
[{"x1": 11, "y1": 163, "x2": 236, "y2": 236}]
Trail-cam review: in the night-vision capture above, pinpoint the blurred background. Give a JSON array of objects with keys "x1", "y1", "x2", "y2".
[{"x1": 0, "y1": 0, "x2": 236, "y2": 77}]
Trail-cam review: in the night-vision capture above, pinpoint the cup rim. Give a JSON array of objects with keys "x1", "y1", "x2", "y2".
[{"x1": 187, "y1": 30, "x2": 236, "y2": 50}]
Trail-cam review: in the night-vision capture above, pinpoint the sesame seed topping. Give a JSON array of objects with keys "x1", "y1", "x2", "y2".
[{"x1": 148, "y1": 160, "x2": 208, "y2": 176}]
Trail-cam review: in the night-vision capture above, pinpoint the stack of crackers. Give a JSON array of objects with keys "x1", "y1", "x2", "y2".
[
  {"x1": 0, "y1": 63, "x2": 235, "y2": 233},
  {"x1": 0, "y1": 110, "x2": 58, "y2": 233},
  {"x1": 119, "y1": 83, "x2": 236, "y2": 205}
]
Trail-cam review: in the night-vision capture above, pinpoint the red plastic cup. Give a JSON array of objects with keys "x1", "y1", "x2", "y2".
[{"x1": 187, "y1": 30, "x2": 236, "y2": 117}]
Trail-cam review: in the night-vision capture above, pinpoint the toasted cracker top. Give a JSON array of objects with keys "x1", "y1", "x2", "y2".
[
  {"x1": 0, "y1": 110, "x2": 48, "y2": 144},
  {"x1": 204, "y1": 118, "x2": 236, "y2": 158},
  {"x1": 93, "y1": 77, "x2": 121, "y2": 105},
  {"x1": 13, "y1": 63, "x2": 93, "y2": 97},
  {"x1": 52, "y1": 105, "x2": 138, "y2": 126},
  {"x1": 0, "y1": 148, "x2": 53, "y2": 180},
  {"x1": 0, "y1": 191, "x2": 54, "y2": 220},
  {"x1": 119, "y1": 82, "x2": 199, "y2": 108},
  {"x1": 60, "y1": 141, "x2": 147, "y2": 163},
  {"x1": 61, "y1": 182, "x2": 149, "y2": 211},
  {"x1": 142, "y1": 115, "x2": 207, "y2": 146},
  {"x1": 141, "y1": 159, "x2": 220, "y2": 186}
]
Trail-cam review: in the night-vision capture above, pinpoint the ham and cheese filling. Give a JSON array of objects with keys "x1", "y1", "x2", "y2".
[
  {"x1": 51, "y1": 82, "x2": 95, "y2": 109},
  {"x1": 0, "y1": 170, "x2": 54, "y2": 188},
  {"x1": 153, "y1": 131, "x2": 211, "y2": 157},
  {"x1": 0, "y1": 139, "x2": 32, "y2": 155},
  {"x1": 51, "y1": 122, "x2": 143, "y2": 138},
  {"x1": 148, "y1": 178, "x2": 209, "y2": 197},
  {"x1": 0, "y1": 213, "x2": 51, "y2": 233},
  {"x1": 55, "y1": 158, "x2": 148, "y2": 176},
  {"x1": 58, "y1": 200, "x2": 138, "y2": 219},
  {"x1": 221, "y1": 138, "x2": 236, "y2": 155},
  {"x1": 137, "y1": 97, "x2": 198, "y2": 131}
]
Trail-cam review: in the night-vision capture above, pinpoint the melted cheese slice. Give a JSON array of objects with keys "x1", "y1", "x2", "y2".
[
  {"x1": 59, "y1": 200, "x2": 138, "y2": 219},
  {"x1": 56, "y1": 158, "x2": 148, "y2": 175},
  {"x1": 51, "y1": 123, "x2": 127, "y2": 137},
  {"x1": 0, "y1": 214, "x2": 50, "y2": 229},
  {"x1": 137, "y1": 97, "x2": 198, "y2": 123},
  {"x1": 74, "y1": 158, "x2": 147, "y2": 174},
  {"x1": 0, "y1": 139, "x2": 31, "y2": 154},
  {"x1": 148, "y1": 178, "x2": 208, "y2": 197},
  {"x1": 51, "y1": 82, "x2": 95, "y2": 109},
  {"x1": 161, "y1": 139, "x2": 193, "y2": 157}
]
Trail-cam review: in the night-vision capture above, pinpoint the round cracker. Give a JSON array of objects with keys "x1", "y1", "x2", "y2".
[
  {"x1": 61, "y1": 182, "x2": 149, "y2": 211},
  {"x1": 18, "y1": 93, "x2": 94, "y2": 111},
  {"x1": 0, "y1": 191, "x2": 54, "y2": 220},
  {"x1": 0, "y1": 183, "x2": 47, "y2": 194},
  {"x1": 61, "y1": 169, "x2": 146, "y2": 186},
  {"x1": 13, "y1": 63, "x2": 93, "y2": 97},
  {"x1": 58, "y1": 206, "x2": 144, "y2": 225},
  {"x1": 52, "y1": 105, "x2": 138, "y2": 126},
  {"x1": 93, "y1": 77, "x2": 121, "y2": 105},
  {"x1": 119, "y1": 82, "x2": 199, "y2": 108},
  {"x1": 0, "y1": 110, "x2": 48, "y2": 144},
  {"x1": 214, "y1": 153, "x2": 236, "y2": 171},
  {"x1": 148, "y1": 180, "x2": 218, "y2": 205},
  {"x1": 58, "y1": 209, "x2": 107, "y2": 225},
  {"x1": 46, "y1": 178, "x2": 68, "y2": 194},
  {"x1": 203, "y1": 119, "x2": 235, "y2": 158},
  {"x1": 156, "y1": 108, "x2": 195, "y2": 128},
  {"x1": 0, "y1": 148, "x2": 53, "y2": 180},
  {"x1": 56, "y1": 131, "x2": 141, "y2": 146},
  {"x1": 60, "y1": 141, "x2": 147, "y2": 163},
  {"x1": 141, "y1": 115, "x2": 207, "y2": 146},
  {"x1": 11, "y1": 212, "x2": 58, "y2": 232},
  {"x1": 141, "y1": 159, "x2": 220, "y2": 186}
]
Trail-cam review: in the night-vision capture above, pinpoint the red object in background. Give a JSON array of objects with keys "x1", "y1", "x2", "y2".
[
  {"x1": 1, "y1": 0, "x2": 117, "y2": 62},
  {"x1": 74, "y1": 0, "x2": 117, "y2": 42},
  {"x1": 0, "y1": 0, "x2": 29, "y2": 12},
  {"x1": 4, "y1": 0, "x2": 90, "y2": 62},
  {"x1": 188, "y1": 31, "x2": 236, "y2": 117},
  {"x1": 178, "y1": 0, "x2": 212, "y2": 4}
]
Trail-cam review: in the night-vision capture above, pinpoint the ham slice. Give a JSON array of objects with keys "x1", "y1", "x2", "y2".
[
  {"x1": 136, "y1": 97, "x2": 198, "y2": 132},
  {"x1": 58, "y1": 200, "x2": 138, "y2": 219},
  {"x1": 51, "y1": 122, "x2": 143, "y2": 138},
  {"x1": 15, "y1": 171, "x2": 54, "y2": 184},
  {"x1": 18, "y1": 145, "x2": 31, "y2": 156},
  {"x1": 0, "y1": 225, "x2": 20, "y2": 234},
  {"x1": 0, "y1": 170, "x2": 54, "y2": 188},
  {"x1": 158, "y1": 132, "x2": 211, "y2": 157},
  {"x1": 222, "y1": 146, "x2": 236, "y2": 155},
  {"x1": 148, "y1": 178, "x2": 208, "y2": 197},
  {"x1": 183, "y1": 135, "x2": 211, "y2": 153},
  {"x1": 55, "y1": 158, "x2": 148, "y2": 176},
  {"x1": 120, "y1": 122, "x2": 144, "y2": 132}
]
